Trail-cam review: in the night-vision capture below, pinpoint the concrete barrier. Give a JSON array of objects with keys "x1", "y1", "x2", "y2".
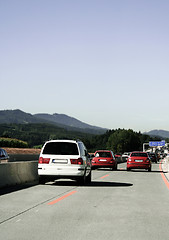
[
  {"x1": 0, "y1": 161, "x2": 38, "y2": 188},
  {"x1": 8, "y1": 154, "x2": 39, "y2": 162}
]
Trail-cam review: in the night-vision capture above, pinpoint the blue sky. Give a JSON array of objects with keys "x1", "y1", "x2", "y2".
[{"x1": 1, "y1": 0, "x2": 169, "y2": 132}]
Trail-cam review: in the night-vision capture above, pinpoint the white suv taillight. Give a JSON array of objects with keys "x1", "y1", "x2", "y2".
[
  {"x1": 70, "y1": 158, "x2": 83, "y2": 165},
  {"x1": 39, "y1": 157, "x2": 50, "y2": 164}
]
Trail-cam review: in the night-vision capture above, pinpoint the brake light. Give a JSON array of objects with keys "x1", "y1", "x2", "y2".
[
  {"x1": 110, "y1": 158, "x2": 115, "y2": 163},
  {"x1": 39, "y1": 157, "x2": 50, "y2": 164},
  {"x1": 128, "y1": 158, "x2": 132, "y2": 162},
  {"x1": 70, "y1": 158, "x2": 83, "y2": 165}
]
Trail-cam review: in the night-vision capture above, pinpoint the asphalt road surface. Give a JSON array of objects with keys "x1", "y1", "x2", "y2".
[{"x1": 0, "y1": 162, "x2": 169, "y2": 240}]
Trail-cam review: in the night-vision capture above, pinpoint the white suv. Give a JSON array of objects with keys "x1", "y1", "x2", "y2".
[{"x1": 38, "y1": 139, "x2": 92, "y2": 185}]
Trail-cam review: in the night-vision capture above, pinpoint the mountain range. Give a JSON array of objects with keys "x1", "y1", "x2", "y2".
[
  {"x1": 0, "y1": 109, "x2": 169, "y2": 139},
  {"x1": 0, "y1": 109, "x2": 107, "y2": 135},
  {"x1": 144, "y1": 129, "x2": 169, "y2": 139}
]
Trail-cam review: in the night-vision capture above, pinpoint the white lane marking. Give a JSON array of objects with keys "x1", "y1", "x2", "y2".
[{"x1": 16, "y1": 219, "x2": 21, "y2": 223}]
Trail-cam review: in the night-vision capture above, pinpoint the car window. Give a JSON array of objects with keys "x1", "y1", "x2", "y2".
[
  {"x1": 78, "y1": 142, "x2": 86, "y2": 156},
  {"x1": 3, "y1": 150, "x2": 6, "y2": 157},
  {"x1": 131, "y1": 153, "x2": 147, "y2": 157},
  {"x1": 0, "y1": 149, "x2": 8, "y2": 158},
  {"x1": 111, "y1": 151, "x2": 115, "y2": 158},
  {"x1": 95, "y1": 152, "x2": 111, "y2": 158},
  {"x1": 42, "y1": 142, "x2": 79, "y2": 155}
]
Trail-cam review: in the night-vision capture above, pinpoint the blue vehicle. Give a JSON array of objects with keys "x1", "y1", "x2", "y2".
[{"x1": 0, "y1": 148, "x2": 9, "y2": 162}]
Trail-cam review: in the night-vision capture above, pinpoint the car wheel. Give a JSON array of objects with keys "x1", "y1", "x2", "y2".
[
  {"x1": 148, "y1": 167, "x2": 151, "y2": 172},
  {"x1": 114, "y1": 163, "x2": 117, "y2": 170},
  {"x1": 76, "y1": 173, "x2": 86, "y2": 186},
  {"x1": 86, "y1": 171, "x2": 91, "y2": 184},
  {"x1": 127, "y1": 168, "x2": 131, "y2": 171}
]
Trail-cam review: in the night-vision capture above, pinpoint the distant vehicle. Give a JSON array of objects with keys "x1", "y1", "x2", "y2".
[
  {"x1": 91, "y1": 150, "x2": 117, "y2": 170},
  {"x1": 122, "y1": 152, "x2": 131, "y2": 160},
  {"x1": 89, "y1": 153, "x2": 94, "y2": 160},
  {"x1": 0, "y1": 148, "x2": 9, "y2": 162},
  {"x1": 127, "y1": 151, "x2": 151, "y2": 171},
  {"x1": 148, "y1": 152, "x2": 158, "y2": 163},
  {"x1": 38, "y1": 139, "x2": 92, "y2": 185},
  {"x1": 160, "y1": 153, "x2": 165, "y2": 159},
  {"x1": 164, "y1": 149, "x2": 168, "y2": 155},
  {"x1": 115, "y1": 153, "x2": 122, "y2": 158}
]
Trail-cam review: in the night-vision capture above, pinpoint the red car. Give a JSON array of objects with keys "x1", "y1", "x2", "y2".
[
  {"x1": 91, "y1": 150, "x2": 117, "y2": 170},
  {"x1": 127, "y1": 151, "x2": 151, "y2": 171}
]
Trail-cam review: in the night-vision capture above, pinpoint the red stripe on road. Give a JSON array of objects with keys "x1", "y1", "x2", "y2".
[
  {"x1": 48, "y1": 191, "x2": 77, "y2": 205},
  {"x1": 159, "y1": 161, "x2": 169, "y2": 190},
  {"x1": 100, "y1": 174, "x2": 109, "y2": 179}
]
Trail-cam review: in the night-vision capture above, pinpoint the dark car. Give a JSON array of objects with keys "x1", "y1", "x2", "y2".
[
  {"x1": 148, "y1": 152, "x2": 158, "y2": 163},
  {"x1": 91, "y1": 150, "x2": 117, "y2": 170},
  {"x1": 0, "y1": 148, "x2": 9, "y2": 162}
]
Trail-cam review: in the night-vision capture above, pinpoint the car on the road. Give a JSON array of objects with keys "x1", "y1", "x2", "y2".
[
  {"x1": 127, "y1": 151, "x2": 151, "y2": 171},
  {"x1": 89, "y1": 153, "x2": 94, "y2": 161},
  {"x1": 38, "y1": 139, "x2": 92, "y2": 185},
  {"x1": 122, "y1": 152, "x2": 131, "y2": 161},
  {"x1": 147, "y1": 152, "x2": 158, "y2": 163},
  {"x1": 0, "y1": 148, "x2": 9, "y2": 162},
  {"x1": 115, "y1": 153, "x2": 122, "y2": 158},
  {"x1": 91, "y1": 150, "x2": 117, "y2": 170}
]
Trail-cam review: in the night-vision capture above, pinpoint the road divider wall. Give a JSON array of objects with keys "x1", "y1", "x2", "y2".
[
  {"x1": 9, "y1": 154, "x2": 39, "y2": 162},
  {"x1": 0, "y1": 161, "x2": 38, "y2": 188}
]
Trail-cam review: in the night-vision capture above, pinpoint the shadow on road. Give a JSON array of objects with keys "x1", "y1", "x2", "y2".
[
  {"x1": 0, "y1": 179, "x2": 133, "y2": 195},
  {"x1": 0, "y1": 182, "x2": 38, "y2": 196},
  {"x1": 93, "y1": 168, "x2": 163, "y2": 173},
  {"x1": 126, "y1": 170, "x2": 162, "y2": 173},
  {"x1": 86, "y1": 181, "x2": 133, "y2": 187},
  {"x1": 50, "y1": 180, "x2": 133, "y2": 187}
]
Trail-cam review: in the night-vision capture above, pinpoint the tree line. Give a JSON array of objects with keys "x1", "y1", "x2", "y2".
[
  {"x1": 0, "y1": 137, "x2": 28, "y2": 148},
  {"x1": 83, "y1": 128, "x2": 162, "y2": 153},
  {"x1": 0, "y1": 123, "x2": 166, "y2": 153}
]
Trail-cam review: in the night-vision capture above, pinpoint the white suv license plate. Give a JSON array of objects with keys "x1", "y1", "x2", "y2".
[
  {"x1": 135, "y1": 160, "x2": 143, "y2": 162},
  {"x1": 52, "y1": 159, "x2": 68, "y2": 164}
]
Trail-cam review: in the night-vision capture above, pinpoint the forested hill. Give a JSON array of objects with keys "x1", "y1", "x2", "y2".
[
  {"x1": 0, "y1": 109, "x2": 107, "y2": 135},
  {"x1": 34, "y1": 113, "x2": 107, "y2": 132}
]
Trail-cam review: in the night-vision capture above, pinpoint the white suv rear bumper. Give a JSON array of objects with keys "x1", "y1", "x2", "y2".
[{"x1": 38, "y1": 164, "x2": 85, "y2": 177}]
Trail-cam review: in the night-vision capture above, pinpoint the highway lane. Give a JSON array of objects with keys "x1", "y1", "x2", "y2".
[{"x1": 0, "y1": 162, "x2": 169, "y2": 240}]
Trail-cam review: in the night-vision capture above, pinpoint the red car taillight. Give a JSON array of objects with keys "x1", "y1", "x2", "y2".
[
  {"x1": 110, "y1": 159, "x2": 115, "y2": 163},
  {"x1": 70, "y1": 158, "x2": 83, "y2": 165},
  {"x1": 38, "y1": 157, "x2": 50, "y2": 164}
]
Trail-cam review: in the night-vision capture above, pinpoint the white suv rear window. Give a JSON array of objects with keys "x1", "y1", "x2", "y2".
[{"x1": 42, "y1": 142, "x2": 79, "y2": 155}]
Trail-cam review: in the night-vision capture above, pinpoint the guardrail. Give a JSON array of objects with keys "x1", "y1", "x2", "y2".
[{"x1": 0, "y1": 161, "x2": 38, "y2": 188}]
